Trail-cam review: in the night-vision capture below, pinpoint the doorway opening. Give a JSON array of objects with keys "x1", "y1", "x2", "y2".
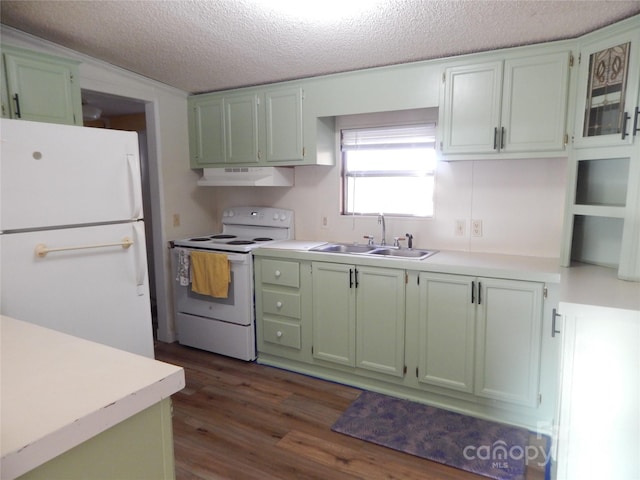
[{"x1": 81, "y1": 89, "x2": 158, "y2": 334}]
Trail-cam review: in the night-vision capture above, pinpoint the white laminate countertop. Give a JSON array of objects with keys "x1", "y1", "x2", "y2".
[
  {"x1": 560, "y1": 263, "x2": 640, "y2": 311},
  {"x1": 0, "y1": 316, "x2": 185, "y2": 480},
  {"x1": 255, "y1": 244, "x2": 562, "y2": 283}
]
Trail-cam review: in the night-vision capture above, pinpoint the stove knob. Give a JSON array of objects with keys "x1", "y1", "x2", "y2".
[
  {"x1": 280, "y1": 213, "x2": 287, "y2": 221},
  {"x1": 227, "y1": 210, "x2": 234, "y2": 217},
  {"x1": 272, "y1": 212, "x2": 279, "y2": 221}
]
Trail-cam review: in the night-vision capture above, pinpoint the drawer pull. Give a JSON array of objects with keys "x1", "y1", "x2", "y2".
[
  {"x1": 276, "y1": 330, "x2": 283, "y2": 338},
  {"x1": 276, "y1": 301, "x2": 283, "y2": 309},
  {"x1": 275, "y1": 270, "x2": 281, "y2": 278}
]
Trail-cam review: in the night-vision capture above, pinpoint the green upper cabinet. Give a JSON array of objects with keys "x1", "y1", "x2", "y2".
[
  {"x1": 1, "y1": 46, "x2": 82, "y2": 126},
  {"x1": 189, "y1": 85, "x2": 305, "y2": 168},
  {"x1": 573, "y1": 24, "x2": 640, "y2": 148},
  {"x1": 225, "y1": 93, "x2": 259, "y2": 164},
  {"x1": 440, "y1": 50, "x2": 571, "y2": 157},
  {"x1": 190, "y1": 96, "x2": 225, "y2": 165},
  {"x1": 264, "y1": 87, "x2": 304, "y2": 162}
]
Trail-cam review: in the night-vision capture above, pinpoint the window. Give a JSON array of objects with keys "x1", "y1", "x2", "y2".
[{"x1": 341, "y1": 123, "x2": 437, "y2": 217}]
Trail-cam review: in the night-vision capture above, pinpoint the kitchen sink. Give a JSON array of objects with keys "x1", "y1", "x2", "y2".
[
  {"x1": 311, "y1": 243, "x2": 377, "y2": 253},
  {"x1": 310, "y1": 243, "x2": 437, "y2": 260},
  {"x1": 365, "y1": 248, "x2": 437, "y2": 260}
]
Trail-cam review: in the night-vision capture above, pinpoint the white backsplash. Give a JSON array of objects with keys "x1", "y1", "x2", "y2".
[{"x1": 213, "y1": 157, "x2": 568, "y2": 258}]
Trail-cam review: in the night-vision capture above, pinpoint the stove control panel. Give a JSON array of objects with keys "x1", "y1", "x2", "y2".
[{"x1": 222, "y1": 207, "x2": 294, "y2": 228}]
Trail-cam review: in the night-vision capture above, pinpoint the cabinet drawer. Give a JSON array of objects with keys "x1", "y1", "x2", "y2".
[
  {"x1": 260, "y1": 259, "x2": 299, "y2": 287},
  {"x1": 263, "y1": 318, "x2": 301, "y2": 349},
  {"x1": 262, "y1": 289, "x2": 301, "y2": 319}
]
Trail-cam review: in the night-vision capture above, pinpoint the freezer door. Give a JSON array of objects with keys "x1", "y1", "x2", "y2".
[
  {"x1": 0, "y1": 222, "x2": 154, "y2": 358},
  {"x1": 0, "y1": 119, "x2": 143, "y2": 231}
]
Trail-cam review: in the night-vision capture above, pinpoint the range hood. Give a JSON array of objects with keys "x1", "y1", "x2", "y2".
[{"x1": 197, "y1": 167, "x2": 294, "y2": 187}]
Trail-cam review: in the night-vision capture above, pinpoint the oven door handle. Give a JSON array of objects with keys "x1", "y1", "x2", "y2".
[{"x1": 224, "y1": 253, "x2": 250, "y2": 263}]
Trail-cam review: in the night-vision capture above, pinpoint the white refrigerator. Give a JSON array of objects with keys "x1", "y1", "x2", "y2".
[{"x1": 0, "y1": 119, "x2": 154, "y2": 358}]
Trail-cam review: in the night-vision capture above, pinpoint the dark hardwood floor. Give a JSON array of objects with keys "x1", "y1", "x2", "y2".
[{"x1": 155, "y1": 342, "x2": 543, "y2": 480}]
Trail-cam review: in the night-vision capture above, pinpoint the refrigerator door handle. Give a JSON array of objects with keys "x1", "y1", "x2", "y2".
[
  {"x1": 127, "y1": 154, "x2": 143, "y2": 220},
  {"x1": 132, "y1": 222, "x2": 147, "y2": 295}
]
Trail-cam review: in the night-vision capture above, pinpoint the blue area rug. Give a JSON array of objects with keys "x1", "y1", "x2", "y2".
[{"x1": 331, "y1": 391, "x2": 547, "y2": 480}]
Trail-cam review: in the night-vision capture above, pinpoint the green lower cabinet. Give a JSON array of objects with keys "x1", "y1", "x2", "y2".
[
  {"x1": 418, "y1": 273, "x2": 476, "y2": 393},
  {"x1": 311, "y1": 262, "x2": 405, "y2": 377},
  {"x1": 417, "y1": 272, "x2": 544, "y2": 408},
  {"x1": 18, "y1": 399, "x2": 176, "y2": 480}
]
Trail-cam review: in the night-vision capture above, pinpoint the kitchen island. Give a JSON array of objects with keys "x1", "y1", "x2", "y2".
[{"x1": 0, "y1": 316, "x2": 185, "y2": 480}]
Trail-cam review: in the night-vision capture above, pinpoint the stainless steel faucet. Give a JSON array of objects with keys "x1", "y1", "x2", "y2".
[{"x1": 378, "y1": 213, "x2": 386, "y2": 246}]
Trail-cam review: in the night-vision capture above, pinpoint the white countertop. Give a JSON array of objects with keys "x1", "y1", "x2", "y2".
[
  {"x1": 560, "y1": 263, "x2": 640, "y2": 311},
  {"x1": 256, "y1": 244, "x2": 562, "y2": 283},
  {"x1": 0, "y1": 316, "x2": 185, "y2": 480},
  {"x1": 256, "y1": 244, "x2": 640, "y2": 311}
]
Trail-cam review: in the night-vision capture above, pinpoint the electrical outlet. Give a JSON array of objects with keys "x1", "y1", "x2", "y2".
[
  {"x1": 471, "y1": 219, "x2": 482, "y2": 237},
  {"x1": 455, "y1": 219, "x2": 466, "y2": 236},
  {"x1": 173, "y1": 213, "x2": 181, "y2": 227},
  {"x1": 321, "y1": 215, "x2": 328, "y2": 229}
]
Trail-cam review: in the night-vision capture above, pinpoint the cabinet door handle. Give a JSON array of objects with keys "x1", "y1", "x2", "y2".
[
  {"x1": 552, "y1": 308, "x2": 562, "y2": 337},
  {"x1": 276, "y1": 301, "x2": 283, "y2": 309},
  {"x1": 349, "y1": 268, "x2": 354, "y2": 288},
  {"x1": 13, "y1": 94, "x2": 21, "y2": 118},
  {"x1": 355, "y1": 268, "x2": 359, "y2": 288},
  {"x1": 500, "y1": 127, "x2": 505, "y2": 150},
  {"x1": 633, "y1": 107, "x2": 640, "y2": 136},
  {"x1": 493, "y1": 127, "x2": 498, "y2": 150},
  {"x1": 478, "y1": 282, "x2": 482, "y2": 305},
  {"x1": 622, "y1": 111, "x2": 631, "y2": 139},
  {"x1": 471, "y1": 281, "x2": 475, "y2": 304}
]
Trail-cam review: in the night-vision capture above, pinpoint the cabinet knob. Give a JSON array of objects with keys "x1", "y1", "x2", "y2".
[
  {"x1": 276, "y1": 301, "x2": 283, "y2": 309},
  {"x1": 275, "y1": 270, "x2": 281, "y2": 278},
  {"x1": 276, "y1": 330, "x2": 283, "y2": 338}
]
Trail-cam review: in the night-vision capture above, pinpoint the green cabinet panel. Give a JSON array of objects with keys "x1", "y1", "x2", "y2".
[
  {"x1": 188, "y1": 86, "x2": 305, "y2": 168},
  {"x1": 475, "y1": 278, "x2": 544, "y2": 407},
  {"x1": 1, "y1": 46, "x2": 82, "y2": 126},
  {"x1": 356, "y1": 266, "x2": 405, "y2": 377},
  {"x1": 442, "y1": 61, "x2": 503, "y2": 154},
  {"x1": 255, "y1": 257, "x2": 309, "y2": 361},
  {"x1": 441, "y1": 50, "x2": 570, "y2": 157},
  {"x1": 418, "y1": 273, "x2": 544, "y2": 407},
  {"x1": 312, "y1": 262, "x2": 405, "y2": 377},
  {"x1": 265, "y1": 87, "x2": 304, "y2": 162},
  {"x1": 190, "y1": 96, "x2": 225, "y2": 166},
  {"x1": 225, "y1": 93, "x2": 259, "y2": 164},
  {"x1": 418, "y1": 273, "x2": 475, "y2": 393},
  {"x1": 311, "y1": 261, "x2": 356, "y2": 366},
  {"x1": 18, "y1": 399, "x2": 176, "y2": 480}
]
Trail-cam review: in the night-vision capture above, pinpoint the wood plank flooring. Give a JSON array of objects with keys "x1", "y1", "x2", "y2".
[{"x1": 155, "y1": 342, "x2": 544, "y2": 480}]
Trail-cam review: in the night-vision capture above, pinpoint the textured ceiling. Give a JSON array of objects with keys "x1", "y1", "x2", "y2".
[{"x1": 1, "y1": 0, "x2": 639, "y2": 94}]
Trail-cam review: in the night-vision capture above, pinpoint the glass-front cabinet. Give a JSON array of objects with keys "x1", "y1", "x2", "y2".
[{"x1": 574, "y1": 26, "x2": 640, "y2": 148}]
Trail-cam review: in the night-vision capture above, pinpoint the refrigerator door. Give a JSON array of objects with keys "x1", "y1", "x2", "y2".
[
  {"x1": 0, "y1": 119, "x2": 143, "y2": 231},
  {"x1": 0, "y1": 221, "x2": 154, "y2": 357}
]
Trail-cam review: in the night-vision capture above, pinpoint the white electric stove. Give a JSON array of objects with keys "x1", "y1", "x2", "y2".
[{"x1": 170, "y1": 207, "x2": 294, "y2": 360}]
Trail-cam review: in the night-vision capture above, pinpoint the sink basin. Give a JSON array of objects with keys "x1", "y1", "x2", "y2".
[
  {"x1": 367, "y1": 248, "x2": 437, "y2": 260},
  {"x1": 311, "y1": 243, "x2": 376, "y2": 254},
  {"x1": 310, "y1": 243, "x2": 437, "y2": 260}
]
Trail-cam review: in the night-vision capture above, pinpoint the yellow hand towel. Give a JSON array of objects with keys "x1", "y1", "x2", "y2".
[{"x1": 190, "y1": 251, "x2": 231, "y2": 298}]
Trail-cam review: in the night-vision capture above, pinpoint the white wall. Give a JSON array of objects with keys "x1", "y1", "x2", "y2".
[
  {"x1": 211, "y1": 156, "x2": 567, "y2": 258},
  {"x1": 1, "y1": 27, "x2": 216, "y2": 342}
]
